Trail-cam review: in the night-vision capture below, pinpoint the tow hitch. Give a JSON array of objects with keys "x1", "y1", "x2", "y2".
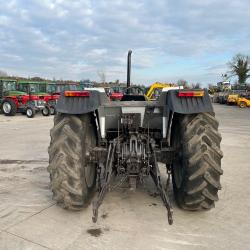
[{"x1": 91, "y1": 136, "x2": 174, "y2": 225}]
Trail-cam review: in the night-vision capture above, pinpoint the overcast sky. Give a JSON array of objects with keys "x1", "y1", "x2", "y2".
[{"x1": 1, "y1": 0, "x2": 250, "y2": 85}]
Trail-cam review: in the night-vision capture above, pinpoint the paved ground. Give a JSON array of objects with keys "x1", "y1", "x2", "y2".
[{"x1": 0, "y1": 104, "x2": 250, "y2": 250}]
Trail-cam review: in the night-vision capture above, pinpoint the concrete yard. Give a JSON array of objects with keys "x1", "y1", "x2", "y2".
[{"x1": 0, "y1": 104, "x2": 250, "y2": 250}]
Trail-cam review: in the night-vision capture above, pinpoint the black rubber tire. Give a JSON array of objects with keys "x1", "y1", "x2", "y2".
[
  {"x1": 47, "y1": 113, "x2": 97, "y2": 210},
  {"x1": 42, "y1": 105, "x2": 51, "y2": 116},
  {"x1": 26, "y1": 107, "x2": 35, "y2": 118},
  {"x1": 2, "y1": 99, "x2": 17, "y2": 116},
  {"x1": 239, "y1": 101, "x2": 247, "y2": 108},
  {"x1": 172, "y1": 113, "x2": 223, "y2": 210},
  {"x1": 50, "y1": 105, "x2": 56, "y2": 115}
]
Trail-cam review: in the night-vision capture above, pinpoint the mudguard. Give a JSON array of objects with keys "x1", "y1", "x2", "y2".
[
  {"x1": 56, "y1": 91, "x2": 105, "y2": 114},
  {"x1": 165, "y1": 89, "x2": 214, "y2": 114}
]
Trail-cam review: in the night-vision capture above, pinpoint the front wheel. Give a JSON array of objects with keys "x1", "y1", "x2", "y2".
[
  {"x1": 26, "y1": 107, "x2": 35, "y2": 118},
  {"x1": 172, "y1": 113, "x2": 223, "y2": 210},
  {"x1": 42, "y1": 105, "x2": 51, "y2": 116},
  {"x1": 48, "y1": 113, "x2": 97, "y2": 209}
]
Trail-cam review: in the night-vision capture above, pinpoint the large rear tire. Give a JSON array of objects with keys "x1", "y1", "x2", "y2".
[
  {"x1": 172, "y1": 113, "x2": 223, "y2": 210},
  {"x1": 48, "y1": 113, "x2": 97, "y2": 210},
  {"x1": 2, "y1": 99, "x2": 17, "y2": 116}
]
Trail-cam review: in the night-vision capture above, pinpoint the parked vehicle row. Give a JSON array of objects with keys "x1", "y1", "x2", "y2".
[
  {"x1": 212, "y1": 90, "x2": 250, "y2": 108},
  {"x1": 0, "y1": 79, "x2": 82, "y2": 118}
]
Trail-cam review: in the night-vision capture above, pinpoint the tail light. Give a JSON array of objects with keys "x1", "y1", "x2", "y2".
[
  {"x1": 178, "y1": 90, "x2": 204, "y2": 97},
  {"x1": 64, "y1": 91, "x2": 90, "y2": 97}
]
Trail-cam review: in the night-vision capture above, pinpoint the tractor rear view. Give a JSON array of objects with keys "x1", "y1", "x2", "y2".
[{"x1": 48, "y1": 51, "x2": 223, "y2": 224}]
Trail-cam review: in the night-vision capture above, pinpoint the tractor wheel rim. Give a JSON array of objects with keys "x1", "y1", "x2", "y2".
[
  {"x1": 43, "y1": 108, "x2": 48, "y2": 115},
  {"x1": 3, "y1": 103, "x2": 11, "y2": 113},
  {"x1": 27, "y1": 109, "x2": 32, "y2": 116}
]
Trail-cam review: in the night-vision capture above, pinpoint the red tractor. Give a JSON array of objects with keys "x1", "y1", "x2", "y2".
[
  {"x1": 17, "y1": 81, "x2": 61, "y2": 115},
  {"x1": 109, "y1": 86, "x2": 125, "y2": 101},
  {"x1": 16, "y1": 81, "x2": 54, "y2": 116},
  {"x1": 43, "y1": 83, "x2": 59, "y2": 115},
  {"x1": 0, "y1": 79, "x2": 50, "y2": 118}
]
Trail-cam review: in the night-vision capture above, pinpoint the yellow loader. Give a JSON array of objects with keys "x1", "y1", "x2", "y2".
[{"x1": 146, "y1": 82, "x2": 176, "y2": 100}]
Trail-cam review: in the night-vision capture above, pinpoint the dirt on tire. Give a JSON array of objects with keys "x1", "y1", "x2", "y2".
[
  {"x1": 172, "y1": 113, "x2": 223, "y2": 210},
  {"x1": 48, "y1": 113, "x2": 97, "y2": 210}
]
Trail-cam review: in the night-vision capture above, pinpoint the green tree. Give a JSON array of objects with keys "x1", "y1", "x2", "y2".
[{"x1": 228, "y1": 54, "x2": 250, "y2": 84}]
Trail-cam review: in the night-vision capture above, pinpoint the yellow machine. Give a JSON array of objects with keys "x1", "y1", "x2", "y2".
[
  {"x1": 146, "y1": 82, "x2": 176, "y2": 100},
  {"x1": 237, "y1": 97, "x2": 250, "y2": 108},
  {"x1": 227, "y1": 94, "x2": 239, "y2": 105}
]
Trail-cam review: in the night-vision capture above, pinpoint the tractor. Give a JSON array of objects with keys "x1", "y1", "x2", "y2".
[
  {"x1": 48, "y1": 51, "x2": 223, "y2": 225},
  {"x1": 17, "y1": 81, "x2": 53, "y2": 116},
  {"x1": 35, "y1": 81, "x2": 58, "y2": 115},
  {"x1": 0, "y1": 79, "x2": 50, "y2": 118},
  {"x1": 45, "y1": 83, "x2": 60, "y2": 115}
]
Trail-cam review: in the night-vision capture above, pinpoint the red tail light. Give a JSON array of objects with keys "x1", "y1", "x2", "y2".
[
  {"x1": 64, "y1": 91, "x2": 90, "y2": 97},
  {"x1": 178, "y1": 90, "x2": 204, "y2": 97}
]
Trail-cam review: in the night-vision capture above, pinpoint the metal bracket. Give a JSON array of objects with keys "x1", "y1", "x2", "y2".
[
  {"x1": 91, "y1": 136, "x2": 174, "y2": 225},
  {"x1": 150, "y1": 148, "x2": 173, "y2": 225},
  {"x1": 92, "y1": 141, "x2": 116, "y2": 223}
]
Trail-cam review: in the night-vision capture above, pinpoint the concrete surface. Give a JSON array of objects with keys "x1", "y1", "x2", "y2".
[{"x1": 0, "y1": 104, "x2": 250, "y2": 250}]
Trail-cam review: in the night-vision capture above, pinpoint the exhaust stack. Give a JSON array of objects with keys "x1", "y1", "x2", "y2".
[{"x1": 127, "y1": 50, "x2": 132, "y2": 89}]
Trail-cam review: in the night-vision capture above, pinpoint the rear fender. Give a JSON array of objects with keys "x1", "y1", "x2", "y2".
[
  {"x1": 56, "y1": 91, "x2": 108, "y2": 114},
  {"x1": 161, "y1": 89, "x2": 214, "y2": 145},
  {"x1": 165, "y1": 89, "x2": 214, "y2": 114}
]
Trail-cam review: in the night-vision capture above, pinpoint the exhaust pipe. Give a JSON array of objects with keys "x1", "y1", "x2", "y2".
[{"x1": 127, "y1": 50, "x2": 132, "y2": 90}]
